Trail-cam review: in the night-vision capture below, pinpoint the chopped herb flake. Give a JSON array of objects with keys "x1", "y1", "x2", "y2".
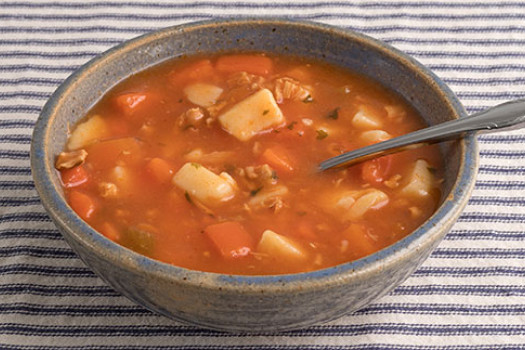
[
  {"x1": 250, "y1": 186, "x2": 263, "y2": 196},
  {"x1": 184, "y1": 191, "x2": 193, "y2": 204},
  {"x1": 287, "y1": 121, "x2": 297, "y2": 130},
  {"x1": 262, "y1": 109, "x2": 269, "y2": 115},
  {"x1": 316, "y1": 129, "x2": 328, "y2": 140},
  {"x1": 190, "y1": 163, "x2": 201, "y2": 169},
  {"x1": 303, "y1": 94, "x2": 314, "y2": 103},
  {"x1": 326, "y1": 107, "x2": 340, "y2": 120}
]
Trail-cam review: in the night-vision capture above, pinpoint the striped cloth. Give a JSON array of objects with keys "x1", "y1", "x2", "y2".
[{"x1": 1, "y1": 0, "x2": 525, "y2": 348}]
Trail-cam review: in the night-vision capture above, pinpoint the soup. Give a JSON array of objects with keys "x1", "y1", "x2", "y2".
[{"x1": 55, "y1": 53, "x2": 442, "y2": 275}]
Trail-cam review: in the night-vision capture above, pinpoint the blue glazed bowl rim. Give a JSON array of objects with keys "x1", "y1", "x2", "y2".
[{"x1": 31, "y1": 18, "x2": 478, "y2": 291}]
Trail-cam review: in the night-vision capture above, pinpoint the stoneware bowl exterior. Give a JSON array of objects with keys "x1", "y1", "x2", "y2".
[{"x1": 31, "y1": 19, "x2": 478, "y2": 332}]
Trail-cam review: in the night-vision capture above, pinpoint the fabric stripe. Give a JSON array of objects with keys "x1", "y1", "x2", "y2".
[{"x1": 1, "y1": 0, "x2": 525, "y2": 348}]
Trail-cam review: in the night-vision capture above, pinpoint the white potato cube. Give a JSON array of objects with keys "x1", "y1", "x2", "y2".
[
  {"x1": 359, "y1": 130, "x2": 391, "y2": 145},
  {"x1": 322, "y1": 189, "x2": 388, "y2": 222},
  {"x1": 172, "y1": 162, "x2": 236, "y2": 205},
  {"x1": 257, "y1": 229, "x2": 306, "y2": 261},
  {"x1": 346, "y1": 189, "x2": 389, "y2": 221},
  {"x1": 385, "y1": 105, "x2": 406, "y2": 120},
  {"x1": 110, "y1": 166, "x2": 134, "y2": 196},
  {"x1": 218, "y1": 89, "x2": 285, "y2": 141},
  {"x1": 183, "y1": 83, "x2": 223, "y2": 108},
  {"x1": 352, "y1": 107, "x2": 382, "y2": 129},
  {"x1": 319, "y1": 190, "x2": 356, "y2": 215},
  {"x1": 400, "y1": 159, "x2": 435, "y2": 198},
  {"x1": 333, "y1": 191, "x2": 357, "y2": 211},
  {"x1": 67, "y1": 115, "x2": 108, "y2": 150}
]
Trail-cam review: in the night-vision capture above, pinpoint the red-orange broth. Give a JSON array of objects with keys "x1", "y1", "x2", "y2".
[{"x1": 56, "y1": 53, "x2": 443, "y2": 275}]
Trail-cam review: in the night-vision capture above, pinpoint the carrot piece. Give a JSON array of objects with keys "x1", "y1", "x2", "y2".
[
  {"x1": 114, "y1": 92, "x2": 152, "y2": 117},
  {"x1": 343, "y1": 223, "x2": 377, "y2": 259},
  {"x1": 204, "y1": 221, "x2": 254, "y2": 259},
  {"x1": 99, "y1": 222, "x2": 121, "y2": 241},
  {"x1": 294, "y1": 219, "x2": 317, "y2": 240},
  {"x1": 215, "y1": 54, "x2": 273, "y2": 75},
  {"x1": 361, "y1": 155, "x2": 392, "y2": 185},
  {"x1": 146, "y1": 157, "x2": 174, "y2": 184},
  {"x1": 260, "y1": 145, "x2": 294, "y2": 175},
  {"x1": 85, "y1": 137, "x2": 142, "y2": 170},
  {"x1": 68, "y1": 191, "x2": 96, "y2": 221},
  {"x1": 60, "y1": 165, "x2": 89, "y2": 188},
  {"x1": 168, "y1": 59, "x2": 214, "y2": 85}
]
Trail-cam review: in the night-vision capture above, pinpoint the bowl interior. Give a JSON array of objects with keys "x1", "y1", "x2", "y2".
[{"x1": 34, "y1": 19, "x2": 471, "y2": 282}]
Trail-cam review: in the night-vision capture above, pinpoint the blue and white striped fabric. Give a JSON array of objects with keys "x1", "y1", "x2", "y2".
[{"x1": 2, "y1": 0, "x2": 525, "y2": 348}]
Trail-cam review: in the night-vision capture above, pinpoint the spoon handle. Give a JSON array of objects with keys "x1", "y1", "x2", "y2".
[{"x1": 319, "y1": 98, "x2": 525, "y2": 170}]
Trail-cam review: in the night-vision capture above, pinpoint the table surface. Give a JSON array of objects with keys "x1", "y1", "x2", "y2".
[{"x1": 2, "y1": 0, "x2": 525, "y2": 348}]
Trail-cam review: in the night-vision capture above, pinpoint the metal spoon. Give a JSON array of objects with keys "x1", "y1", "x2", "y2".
[{"x1": 319, "y1": 98, "x2": 525, "y2": 171}]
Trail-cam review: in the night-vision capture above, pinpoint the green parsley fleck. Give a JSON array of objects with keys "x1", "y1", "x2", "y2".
[
  {"x1": 262, "y1": 109, "x2": 269, "y2": 115},
  {"x1": 250, "y1": 186, "x2": 263, "y2": 197},
  {"x1": 316, "y1": 129, "x2": 328, "y2": 140},
  {"x1": 190, "y1": 163, "x2": 201, "y2": 169},
  {"x1": 303, "y1": 94, "x2": 314, "y2": 103},
  {"x1": 184, "y1": 191, "x2": 193, "y2": 204},
  {"x1": 326, "y1": 107, "x2": 340, "y2": 120}
]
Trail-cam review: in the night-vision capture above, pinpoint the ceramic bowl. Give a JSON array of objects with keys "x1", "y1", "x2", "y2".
[{"x1": 31, "y1": 19, "x2": 478, "y2": 332}]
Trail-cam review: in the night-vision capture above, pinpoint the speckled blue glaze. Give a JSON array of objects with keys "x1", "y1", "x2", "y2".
[{"x1": 31, "y1": 19, "x2": 478, "y2": 332}]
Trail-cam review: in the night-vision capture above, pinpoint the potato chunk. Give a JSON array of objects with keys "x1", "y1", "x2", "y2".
[
  {"x1": 346, "y1": 189, "x2": 389, "y2": 221},
  {"x1": 183, "y1": 83, "x2": 223, "y2": 108},
  {"x1": 400, "y1": 159, "x2": 435, "y2": 198},
  {"x1": 172, "y1": 162, "x2": 236, "y2": 205},
  {"x1": 257, "y1": 229, "x2": 306, "y2": 261},
  {"x1": 323, "y1": 189, "x2": 388, "y2": 222},
  {"x1": 67, "y1": 115, "x2": 108, "y2": 150},
  {"x1": 218, "y1": 89, "x2": 285, "y2": 141},
  {"x1": 352, "y1": 107, "x2": 382, "y2": 129},
  {"x1": 359, "y1": 130, "x2": 391, "y2": 145}
]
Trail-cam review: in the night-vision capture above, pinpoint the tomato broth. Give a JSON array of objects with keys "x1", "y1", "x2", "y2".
[{"x1": 56, "y1": 53, "x2": 443, "y2": 275}]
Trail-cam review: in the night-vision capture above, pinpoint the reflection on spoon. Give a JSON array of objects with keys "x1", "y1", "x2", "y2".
[{"x1": 319, "y1": 98, "x2": 525, "y2": 171}]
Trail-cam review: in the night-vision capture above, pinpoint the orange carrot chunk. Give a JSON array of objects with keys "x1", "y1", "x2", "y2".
[
  {"x1": 114, "y1": 92, "x2": 151, "y2": 117},
  {"x1": 168, "y1": 59, "x2": 214, "y2": 85},
  {"x1": 86, "y1": 137, "x2": 142, "y2": 170},
  {"x1": 294, "y1": 219, "x2": 317, "y2": 240},
  {"x1": 361, "y1": 155, "x2": 392, "y2": 185},
  {"x1": 260, "y1": 145, "x2": 294, "y2": 175},
  {"x1": 60, "y1": 165, "x2": 89, "y2": 188},
  {"x1": 68, "y1": 191, "x2": 96, "y2": 221},
  {"x1": 204, "y1": 221, "x2": 254, "y2": 259},
  {"x1": 343, "y1": 223, "x2": 377, "y2": 259},
  {"x1": 215, "y1": 54, "x2": 273, "y2": 76},
  {"x1": 146, "y1": 157, "x2": 174, "y2": 184}
]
